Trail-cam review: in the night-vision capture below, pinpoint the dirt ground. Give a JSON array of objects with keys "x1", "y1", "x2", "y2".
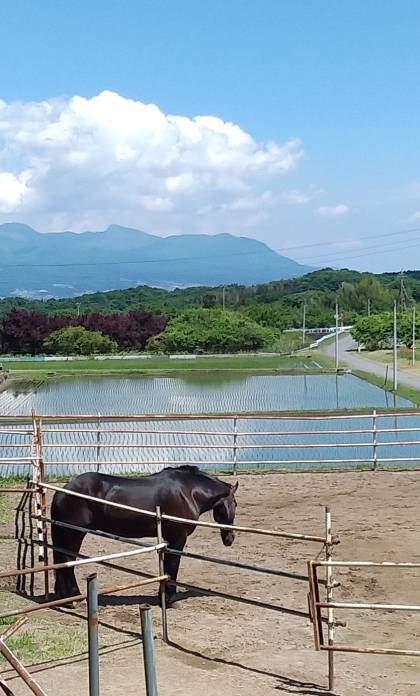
[{"x1": 2, "y1": 470, "x2": 420, "y2": 696}]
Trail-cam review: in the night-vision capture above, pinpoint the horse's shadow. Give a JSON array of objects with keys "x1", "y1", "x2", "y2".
[
  {"x1": 167, "y1": 639, "x2": 338, "y2": 696},
  {"x1": 98, "y1": 586, "x2": 206, "y2": 607},
  {"x1": 10, "y1": 590, "x2": 338, "y2": 696}
]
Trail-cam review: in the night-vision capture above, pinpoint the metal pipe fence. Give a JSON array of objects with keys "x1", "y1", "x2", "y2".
[
  {"x1": 308, "y1": 559, "x2": 420, "y2": 658},
  {"x1": 3, "y1": 410, "x2": 420, "y2": 476},
  {"x1": 5, "y1": 411, "x2": 419, "y2": 690},
  {"x1": 0, "y1": 437, "x2": 334, "y2": 690}
]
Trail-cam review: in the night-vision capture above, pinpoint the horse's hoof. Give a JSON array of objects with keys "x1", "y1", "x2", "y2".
[{"x1": 58, "y1": 597, "x2": 83, "y2": 609}]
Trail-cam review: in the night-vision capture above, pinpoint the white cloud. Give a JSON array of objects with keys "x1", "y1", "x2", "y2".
[
  {"x1": 0, "y1": 91, "x2": 303, "y2": 232},
  {"x1": 223, "y1": 190, "x2": 275, "y2": 211},
  {"x1": 280, "y1": 189, "x2": 318, "y2": 204},
  {"x1": 317, "y1": 204, "x2": 350, "y2": 218},
  {"x1": 0, "y1": 171, "x2": 30, "y2": 212},
  {"x1": 407, "y1": 211, "x2": 420, "y2": 223}
]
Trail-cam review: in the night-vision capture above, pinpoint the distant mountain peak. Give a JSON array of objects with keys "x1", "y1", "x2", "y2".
[
  {"x1": 104, "y1": 224, "x2": 152, "y2": 237},
  {"x1": 0, "y1": 222, "x2": 312, "y2": 299},
  {"x1": 0, "y1": 222, "x2": 38, "y2": 240}
]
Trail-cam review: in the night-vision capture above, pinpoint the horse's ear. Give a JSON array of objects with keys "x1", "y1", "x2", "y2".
[{"x1": 231, "y1": 481, "x2": 239, "y2": 494}]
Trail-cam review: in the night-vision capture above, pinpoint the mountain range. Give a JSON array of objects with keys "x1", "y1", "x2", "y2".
[{"x1": 0, "y1": 223, "x2": 312, "y2": 299}]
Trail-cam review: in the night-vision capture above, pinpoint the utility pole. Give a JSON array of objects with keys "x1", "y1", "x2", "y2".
[
  {"x1": 412, "y1": 303, "x2": 416, "y2": 366},
  {"x1": 367, "y1": 298, "x2": 371, "y2": 316},
  {"x1": 397, "y1": 270, "x2": 410, "y2": 312},
  {"x1": 222, "y1": 286, "x2": 226, "y2": 311},
  {"x1": 302, "y1": 300, "x2": 307, "y2": 347},
  {"x1": 393, "y1": 300, "x2": 398, "y2": 390},
  {"x1": 76, "y1": 302, "x2": 81, "y2": 317},
  {"x1": 335, "y1": 303, "x2": 339, "y2": 371}
]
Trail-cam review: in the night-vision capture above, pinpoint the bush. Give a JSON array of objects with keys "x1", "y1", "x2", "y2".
[
  {"x1": 43, "y1": 327, "x2": 118, "y2": 356},
  {"x1": 147, "y1": 308, "x2": 277, "y2": 353},
  {"x1": 350, "y1": 309, "x2": 419, "y2": 351}
]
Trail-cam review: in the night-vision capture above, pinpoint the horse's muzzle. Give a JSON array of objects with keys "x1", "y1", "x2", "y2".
[{"x1": 221, "y1": 529, "x2": 235, "y2": 546}]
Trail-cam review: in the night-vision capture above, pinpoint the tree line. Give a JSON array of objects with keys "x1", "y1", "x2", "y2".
[
  {"x1": 0, "y1": 308, "x2": 167, "y2": 355},
  {"x1": 351, "y1": 310, "x2": 418, "y2": 351},
  {"x1": 1, "y1": 268, "x2": 419, "y2": 355}
]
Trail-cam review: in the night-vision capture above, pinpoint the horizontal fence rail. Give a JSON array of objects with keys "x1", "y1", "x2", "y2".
[
  {"x1": 39, "y1": 482, "x2": 327, "y2": 543},
  {"x1": 308, "y1": 560, "x2": 420, "y2": 658},
  {"x1": 0, "y1": 575, "x2": 168, "y2": 621},
  {"x1": 33, "y1": 513, "x2": 326, "y2": 585},
  {"x1": 3, "y1": 410, "x2": 420, "y2": 476}
]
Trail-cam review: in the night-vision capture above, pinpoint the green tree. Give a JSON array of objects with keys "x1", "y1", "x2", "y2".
[
  {"x1": 147, "y1": 308, "x2": 276, "y2": 353},
  {"x1": 350, "y1": 314, "x2": 393, "y2": 350},
  {"x1": 43, "y1": 326, "x2": 118, "y2": 355},
  {"x1": 351, "y1": 309, "x2": 420, "y2": 351}
]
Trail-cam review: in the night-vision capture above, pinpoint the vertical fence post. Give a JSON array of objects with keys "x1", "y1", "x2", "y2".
[
  {"x1": 233, "y1": 416, "x2": 238, "y2": 476},
  {"x1": 96, "y1": 413, "x2": 101, "y2": 473},
  {"x1": 87, "y1": 573, "x2": 100, "y2": 696},
  {"x1": 155, "y1": 506, "x2": 168, "y2": 643},
  {"x1": 372, "y1": 409, "x2": 377, "y2": 471},
  {"x1": 37, "y1": 419, "x2": 50, "y2": 598},
  {"x1": 325, "y1": 507, "x2": 335, "y2": 693},
  {"x1": 31, "y1": 412, "x2": 49, "y2": 598},
  {"x1": 139, "y1": 605, "x2": 159, "y2": 696}
]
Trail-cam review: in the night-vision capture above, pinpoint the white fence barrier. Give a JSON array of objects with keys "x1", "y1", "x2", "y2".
[{"x1": 2, "y1": 410, "x2": 420, "y2": 477}]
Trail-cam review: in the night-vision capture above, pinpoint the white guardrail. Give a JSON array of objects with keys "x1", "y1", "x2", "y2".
[{"x1": 1, "y1": 410, "x2": 420, "y2": 476}]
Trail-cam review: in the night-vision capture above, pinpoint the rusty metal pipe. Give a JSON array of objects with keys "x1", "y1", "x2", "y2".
[
  {"x1": 0, "y1": 617, "x2": 27, "y2": 641},
  {"x1": 35, "y1": 515, "x2": 328, "y2": 585},
  {"x1": 87, "y1": 574, "x2": 100, "y2": 696},
  {"x1": 40, "y1": 482, "x2": 327, "y2": 543},
  {"x1": 0, "y1": 575, "x2": 167, "y2": 620},
  {"x1": 0, "y1": 543, "x2": 166, "y2": 581},
  {"x1": 0, "y1": 640, "x2": 47, "y2": 696},
  {"x1": 140, "y1": 605, "x2": 158, "y2": 696},
  {"x1": 321, "y1": 644, "x2": 420, "y2": 657}
]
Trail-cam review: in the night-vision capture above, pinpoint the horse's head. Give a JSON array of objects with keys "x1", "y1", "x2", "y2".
[{"x1": 213, "y1": 481, "x2": 238, "y2": 547}]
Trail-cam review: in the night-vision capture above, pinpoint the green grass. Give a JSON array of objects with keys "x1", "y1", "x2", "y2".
[
  {"x1": 0, "y1": 616, "x2": 17, "y2": 628},
  {"x1": 351, "y1": 369, "x2": 420, "y2": 406},
  {"x1": 313, "y1": 348, "x2": 420, "y2": 405},
  {"x1": 0, "y1": 477, "x2": 29, "y2": 523},
  {"x1": 3, "y1": 353, "x2": 328, "y2": 380},
  {"x1": 2, "y1": 624, "x2": 87, "y2": 663}
]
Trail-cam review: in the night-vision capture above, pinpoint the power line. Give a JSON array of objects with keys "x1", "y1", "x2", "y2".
[
  {"x1": 296, "y1": 234, "x2": 420, "y2": 264},
  {"x1": 276, "y1": 226, "x2": 420, "y2": 253},
  {"x1": 0, "y1": 227, "x2": 419, "y2": 270},
  {"x1": 0, "y1": 249, "x2": 275, "y2": 269}
]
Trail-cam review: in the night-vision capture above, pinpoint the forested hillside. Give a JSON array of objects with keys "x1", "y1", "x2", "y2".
[
  {"x1": 0, "y1": 268, "x2": 415, "y2": 323},
  {"x1": 0, "y1": 268, "x2": 417, "y2": 355}
]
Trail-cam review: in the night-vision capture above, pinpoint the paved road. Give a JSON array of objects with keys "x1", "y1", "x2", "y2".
[{"x1": 320, "y1": 333, "x2": 420, "y2": 391}]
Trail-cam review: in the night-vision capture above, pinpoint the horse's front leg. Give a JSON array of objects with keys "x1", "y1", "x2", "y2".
[{"x1": 163, "y1": 534, "x2": 187, "y2": 606}]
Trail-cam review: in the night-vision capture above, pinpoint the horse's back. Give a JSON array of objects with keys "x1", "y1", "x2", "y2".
[{"x1": 51, "y1": 471, "x2": 173, "y2": 536}]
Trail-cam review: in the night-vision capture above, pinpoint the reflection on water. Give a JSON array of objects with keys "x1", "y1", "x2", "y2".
[
  {"x1": 0, "y1": 373, "x2": 412, "y2": 416},
  {"x1": 0, "y1": 373, "x2": 417, "y2": 477}
]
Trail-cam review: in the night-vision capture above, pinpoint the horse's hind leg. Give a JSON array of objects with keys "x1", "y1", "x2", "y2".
[{"x1": 52, "y1": 525, "x2": 85, "y2": 600}]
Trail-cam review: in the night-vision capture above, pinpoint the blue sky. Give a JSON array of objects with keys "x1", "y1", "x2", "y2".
[{"x1": 1, "y1": 0, "x2": 420, "y2": 272}]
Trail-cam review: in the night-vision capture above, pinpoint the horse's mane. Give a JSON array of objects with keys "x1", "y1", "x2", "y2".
[
  {"x1": 175, "y1": 465, "x2": 200, "y2": 474},
  {"x1": 169, "y1": 465, "x2": 231, "y2": 492}
]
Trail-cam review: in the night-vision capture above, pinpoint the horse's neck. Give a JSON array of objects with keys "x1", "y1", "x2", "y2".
[{"x1": 195, "y1": 478, "x2": 228, "y2": 515}]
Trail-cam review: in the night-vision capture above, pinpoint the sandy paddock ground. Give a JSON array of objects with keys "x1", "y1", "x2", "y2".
[{"x1": 1, "y1": 470, "x2": 420, "y2": 696}]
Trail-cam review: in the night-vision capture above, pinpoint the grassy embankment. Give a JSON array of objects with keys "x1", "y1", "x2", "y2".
[
  {"x1": 1, "y1": 353, "x2": 328, "y2": 383},
  {"x1": 314, "y1": 346, "x2": 420, "y2": 406},
  {"x1": 364, "y1": 347, "x2": 420, "y2": 371}
]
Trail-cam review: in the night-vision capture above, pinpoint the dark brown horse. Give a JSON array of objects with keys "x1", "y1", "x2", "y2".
[{"x1": 51, "y1": 465, "x2": 238, "y2": 603}]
